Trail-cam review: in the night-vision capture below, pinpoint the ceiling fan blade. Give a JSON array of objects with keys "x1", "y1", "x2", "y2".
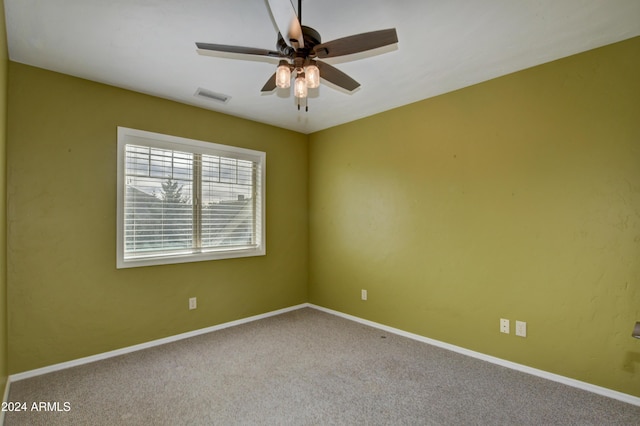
[
  {"x1": 196, "y1": 42, "x2": 281, "y2": 58},
  {"x1": 312, "y1": 28, "x2": 398, "y2": 59},
  {"x1": 266, "y1": 0, "x2": 304, "y2": 49},
  {"x1": 261, "y1": 73, "x2": 277, "y2": 92},
  {"x1": 317, "y1": 62, "x2": 360, "y2": 92}
]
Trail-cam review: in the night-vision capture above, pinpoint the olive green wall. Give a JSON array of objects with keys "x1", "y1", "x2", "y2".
[
  {"x1": 7, "y1": 62, "x2": 308, "y2": 373},
  {"x1": 309, "y1": 37, "x2": 640, "y2": 397},
  {"x1": 4, "y1": 33, "x2": 639, "y2": 400},
  {"x1": 0, "y1": 0, "x2": 8, "y2": 394}
]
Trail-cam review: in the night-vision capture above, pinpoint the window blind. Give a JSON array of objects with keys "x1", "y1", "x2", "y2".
[{"x1": 117, "y1": 127, "x2": 265, "y2": 268}]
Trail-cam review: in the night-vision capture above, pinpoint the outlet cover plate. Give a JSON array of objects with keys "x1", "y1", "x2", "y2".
[
  {"x1": 500, "y1": 318, "x2": 510, "y2": 334},
  {"x1": 516, "y1": 320, "x2": 527, "y2": 337},
  {"x1": 189, "y1": 297, "x2": 197, "y2": 310}
]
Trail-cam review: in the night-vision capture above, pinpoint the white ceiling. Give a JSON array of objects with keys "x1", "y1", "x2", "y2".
[{"x1": 4, "y1": 0, "x2": 640, "y2": 134}]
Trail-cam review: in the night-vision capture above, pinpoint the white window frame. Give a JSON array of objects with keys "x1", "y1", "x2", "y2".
[{"x1": 117, "y1": 127, "x2": 266, "y2": 268}]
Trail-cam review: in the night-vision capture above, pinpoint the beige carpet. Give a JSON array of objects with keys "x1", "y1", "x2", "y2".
[{"x1": 5, "y1": 308, "x2": 640, "y2": 425}]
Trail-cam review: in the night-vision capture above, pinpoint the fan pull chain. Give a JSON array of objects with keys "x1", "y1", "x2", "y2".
[{"x1": 296, "y1": 97, "x2": 309, "y2": 112}]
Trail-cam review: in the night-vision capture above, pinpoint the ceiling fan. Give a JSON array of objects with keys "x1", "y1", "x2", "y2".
[{"x1": 196, "y1": 0, "x2": 398, "y2": 110}]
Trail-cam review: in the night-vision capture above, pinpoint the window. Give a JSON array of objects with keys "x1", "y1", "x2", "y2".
[{"x1": 117, "y1": 127, "x2": 265, "y2": 268}]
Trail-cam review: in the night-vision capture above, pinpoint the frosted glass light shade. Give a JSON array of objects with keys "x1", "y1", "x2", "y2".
[
  {"x1": 305, "y1": 64, "x2": 320, "y2": 88},
  {"x1": 294, "y1": 74, "x2": 307, "y2": 98},
  {"x1": 276, "y1": 63, "x2": 291, "y2": 89}
]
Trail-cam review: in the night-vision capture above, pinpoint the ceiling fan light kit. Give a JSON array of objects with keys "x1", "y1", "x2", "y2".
[
  {"x1": 305, "y1": 62, "x2": 320, "y2": 89},
  {"x1": 294, "y1": 72, "x2": 308, "y2": 99},
  {"x1": 196, "y1": 0, "x2": 398, "y2": 111},
  {"x1": 276, "y1": 60, "x2": 291, "y2": 89}
]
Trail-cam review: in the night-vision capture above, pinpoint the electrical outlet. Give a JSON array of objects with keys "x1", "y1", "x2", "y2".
[
  {"x1": 500, "y1": 318, "x2": 510, "y2": 334},
  {"x1": 361, "y1": 289, "x2": 367, "y2": 301},
  {"x1": 189, "y1": 297, "x2": 197, "y2": 310},
  {"x1": 516, "y1": 320, "x2": 527, "y2": 337}
]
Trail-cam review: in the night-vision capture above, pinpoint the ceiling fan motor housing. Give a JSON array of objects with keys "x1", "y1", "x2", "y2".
[
  {"x1": 277, "y1": 26, "x2": 322, "y2": 61},
  {"x1": 301, "y1": 26, "x2": 321, "y2": 52}
]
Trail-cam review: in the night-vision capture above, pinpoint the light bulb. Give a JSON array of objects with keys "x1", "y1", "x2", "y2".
[
  {"x1": 276, "y1": 61, "x2": 291, "y2": 89},
  {"x1": 294, "y1": 73, "x2": 307, "y2": 98},
  {"x1": 305, "y1": 63, "x2": 320, "y2": 88}
]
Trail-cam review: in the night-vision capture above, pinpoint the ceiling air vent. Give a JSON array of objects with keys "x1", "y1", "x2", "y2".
[{"x1": 194, "y1": 88, "x2": 230, "y2": 104}]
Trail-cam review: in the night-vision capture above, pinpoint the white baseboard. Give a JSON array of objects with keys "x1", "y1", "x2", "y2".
[
  {"x1": 309, "y1": 304, "x2": 640, "y2": 407},
  {"x1": 7, "y1": 302, "x2": 639, "y2": 408},
  {"x1": 9, "y1": 303, "x2": 310, "y2": 382}
]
